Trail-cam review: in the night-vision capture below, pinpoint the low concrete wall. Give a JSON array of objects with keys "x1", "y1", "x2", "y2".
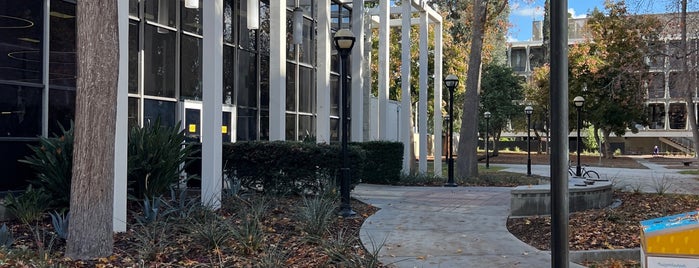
[{"x1": 511, "y1": 181, "x2": 613, "y2": 216}]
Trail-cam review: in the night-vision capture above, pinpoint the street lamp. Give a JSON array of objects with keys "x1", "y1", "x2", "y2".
[
  {"x1": 443, "y1": 74, "x2": 459, "y2": 187},
  {"x1": 524, "y1": 106, "x2": 533, "y2": 176},
  {"x1": 574, "y1": 96, "x2": 585, "y2": 177},
  {"x1": 484, "y1": 111, "x2": 491, "y2": 169},
  {"x1": 334, "y1": 29, "x2": 356, "y2": 217}
]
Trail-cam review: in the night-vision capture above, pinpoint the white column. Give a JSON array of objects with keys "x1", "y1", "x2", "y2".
[
  {"x1": 113, "y1": 0, "x2": 128, "y2": 233},
  {"x1": 378, "y1": 0, "x2": 390, "y2": 140},
  {"x1": 433, "y1": 22, "x2": 443, "y2": 176},
  {"x1": 269, "y1": 1, "x2": 287, "y2": 140},
  {"x1": 418, "y1": 12, "x2": 428, "y2": 173},
  {"x1": 400, "y1": 2, "x2": 411, "y2": 173},
  {"x1": 351, "y1": 0, "x2": 364, "y2": 142},
  {"x1": 316, "y1": 0, "x2": 331, "y2": 143},
  {"x1": 202, "y1": 0, "x2": 223, "y2": 208}
]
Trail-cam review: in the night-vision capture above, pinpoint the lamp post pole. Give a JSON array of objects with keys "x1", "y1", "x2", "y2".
[
  {"x1": 574, "y1": 96, "x2": 585, "y2": 177},
  {"x1": 334, "y1": 29, "x2": 356, "y2": 217},
  {"x1": 484, "y1": 111, "x2": 491, "y2": 169},
  {"x1": 444, "y1": 75, "x2": 459, "y2": 187},
  {"x1": 525, "y1": 106, "x2": 533, "y2": 176}
]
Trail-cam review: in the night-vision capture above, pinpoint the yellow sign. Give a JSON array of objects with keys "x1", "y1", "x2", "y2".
[
  {"x1": 189, "y1": 124, "x2": 196, "y2": 133},
  {"x1": 222, "y1": 126, "x2": 228, "y2": 134}
]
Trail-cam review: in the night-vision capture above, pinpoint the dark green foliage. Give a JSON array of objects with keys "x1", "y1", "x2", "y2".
[
  {"x1": 353, "y1": 141, "x2": 403, "y2": 184},
  {"x1": 18, "y1": 122, "x2": 74, "y2": 210},
  {"x1": 4, "y1": 185, "x2": 51, "y2": 224},
  {"x1": 223, "y1": 141, "x2": 365, "y2": 195},
  {"x1": 127, "y1": 121, "x2": 198, "y2": 199}
]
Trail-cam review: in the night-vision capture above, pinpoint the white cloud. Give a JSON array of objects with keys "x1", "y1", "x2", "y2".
[
  {"x1": 507, "y1": 35, "x2": 519, "y2": 43},
  {"x1": 511, "y1": 6, "x2": 544, "y2": 17},
  {"x1": 568, "y1": 8, "x2": 588, "y2": 19}
]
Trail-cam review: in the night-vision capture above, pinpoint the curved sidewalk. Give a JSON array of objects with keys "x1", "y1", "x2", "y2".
[{"x1": 353, "y1": 184, "x2": 585, "y2": 267}]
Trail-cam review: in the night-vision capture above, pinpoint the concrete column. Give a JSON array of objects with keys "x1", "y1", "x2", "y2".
[
  {"x1": 202, "y1": 0, "x2": 223, "y2": 208},
  {"x1": 400, "y1": 1, "x2": 412, "y2": 173},
  {"x1": 378, "y1": 0, "x2": 390, "y2": 140},
  {"x1": 113, "y1": 0, "x2": 128, "y2": 232},
  {"x1": 316, "y1": 0, "x2": 331, "y2": 143},
  {"x1": 418, "y1": 12, "x2": 428, "y2": 173},
  {"x1": 351, "y1": 0, "x2": 364, "y2": 142},
  {"x1": 433, "y1": 22, "x2": 443, "y2": 176},
  {"x1": 269, "y1": 1, "x2": 287, "y2": 140}
]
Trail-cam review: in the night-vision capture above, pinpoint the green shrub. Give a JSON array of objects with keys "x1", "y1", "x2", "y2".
[
  {"x1": 353, "y1": 141, "x2": 403, "y2": 184},
  {"x1": 4, "y1": 186, "x2": 51, "y2": 225},
  {"x1": 296, "y1": 195, "x2": 337, "y2": 240},
  {"x1": 19, "y1": 122, "x2": 74, "y2": 210},
  {"x1": 128, "y1": 121, "x2": 198, "y2": 199}
]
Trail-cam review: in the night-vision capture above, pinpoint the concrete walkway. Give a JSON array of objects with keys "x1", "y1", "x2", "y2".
[{"x1": 353, "y1": 157, "x2": 699, "y2": 267}]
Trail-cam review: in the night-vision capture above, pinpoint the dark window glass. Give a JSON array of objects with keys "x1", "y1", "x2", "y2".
[
  {"x1": 340, "y1": 6, "x2": 350, "y2": 28},
  {"x1": 260, "y1": 55, "x2": 269, "y2": 108},
  {"x1": 0, "y1": 3, "x2": 43, "y2": 83},
  {"x1": 181, "y1": 0, "x2": 202, "y2": 35},
  {"x1": 669, "y1": 72, "x2": 684, "y2": 98},
  {"x1": 260, "y1": 109, "x2": 268, "y2": 140},
  {"x1": 299, "y1": 66, "x2": 314, "y2": 113},
  {"x1": 237, "y1": 107, "x2": 258, "y2": 141},
  {"x1": 286, "y1": 13, "x2": 295, "y2": 60},
  {"x1": 529, "y1": 47, "x2": 543, "y2": 69},
  {"x1": 511, "y1": 48, "x2": 526, "y2": 72},
  {"x1": 180, "y1": 35, "x2": 203, "y2": 100},
  {"x1": 129, "y1": 21, "x2": 139, "y2": 94},
  {"x1": 238, "y1": 0, "x2": 256, "y2": 50},
  {"x1": 129, "y1": 0, "x2": 139, "y2": 16},
  {"x1": 330, "y1": 74, "x2": 339, "y2": 116},
  {"x1": 648, "y1": 73, "x2": 665, "y2": 99},
  {"x1": 330, "y1": 118, "x2": 339, "y2": 142},
  {"x1": 669, "y1": 40, "x2": 683, "y2": 70},
  {"x1": 647, "y1": 103, "x2": 665, "y2": 129},
  {"x1": 285, "y1": 114, "x2": 295, "y2": 140},
  {"x1": 286, "y1": 63, "x2": 296, "y2": 111},
  {"x1": 223, "y1": 45, "x2": 235, "y2": 104},
  {"x1": 331, "y1": 46, "x2": 339, "y2": 73},
  {"x1": 298, "y1": 114, "x2": 314, "y2": 141},
  {"x1": 647, "y1": 42, "x2": 665, "y2": 69},
  {"x1": 185, "y1": 108, "x2": 200, "y2": 142},
  {"x1": 0, "y1": 85, "x2": 42, "y2": 137},
  {"x1": 300, "y1": 18, "x2": 314, "y2": 64},
  {"x1": 223, "y1": 0, "x2": 234, "y2": 44},
  {"x1": 237, "y1": 50, "x2": 257, "y2": 107},
  {"x1": 669, "y1": 103, "x2": 686, "y2": 129},
  {"x1": 145, "y1": 0, "x2": 176, "y2": 28},
  {"x1": 222, "y1": 111, "x2": 232, "y2": 142},
  {"x1": 128, "y1": 97, "x2": 139, "y2": 129},
  {"x1": 331, "y1": 4, "x2": 339, "y2": 30},
  {"x1": 143, "y1": 99, "x2": 176, "y2": 127},
  {"x1": 144, "y1": 25, "x2": 176, "y2": 97},
  {"x1": 50, "y1": 0, "x2": 76, "y2": 87},
  {"x1": 48, "y1": 88, "x2": 75, "y2": 136},
  {"x1": 260, "y1": 2, "x2": 270, "y2": 55}
]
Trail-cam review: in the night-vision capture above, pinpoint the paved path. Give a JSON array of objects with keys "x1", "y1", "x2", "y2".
[{"x1": 353, "y1": 157, "x2": 699, "y2": 267}]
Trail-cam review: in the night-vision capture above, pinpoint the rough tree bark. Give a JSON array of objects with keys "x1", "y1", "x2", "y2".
[{"x1": 65, "y1": 0, "x2": 119, "y2": 259}]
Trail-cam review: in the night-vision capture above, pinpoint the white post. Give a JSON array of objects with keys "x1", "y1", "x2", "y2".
[
  {"x1": 378, "y1": 0, "x2": 390, "y2": 140},
  {"x1": 351, "y1": 0, "x2": 364, "y2": 142},
  {"x1": 418, "y1": 12, "x2": 428, "y2": 173},
  {"x1": 316, "y1": 0, "x2": 331, "y2": 143},
  {"x1": 433, "y1": 21, "x2": 443, "y2": 176},
  {"x1": 269, "y1": 1, "x2": 287, "y2": 140},
  {"x1": 113, "y1": 0, "x2": 128, "y2": 232},
  {"x1": 202, "y1": 0, "x2": 223, "y2": 208},
  {"x1": 400, "y1": 1, "x2": 412, "y2": 173}
]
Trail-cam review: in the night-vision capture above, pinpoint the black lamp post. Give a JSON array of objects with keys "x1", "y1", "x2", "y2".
[
  {"x1": 444, "y1": 74, "x2": 459, "y2": 187},
  {"x1": 525, "y1": 106, "x2": 533, "y2": 176},
  {"x1": 484, "y1": 111, "x2": 491, "y2": 169},
  {"x1": 574, "y1": 96, "x2": 585, "y2": 177},
  {"x1": 334, "y1": 29, "x2": 356, "y2": 217}
]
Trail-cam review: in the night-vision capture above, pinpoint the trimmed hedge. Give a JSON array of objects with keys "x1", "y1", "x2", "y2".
[
  {"x1": 222, "y1": 141, "x2": 365, "y2": 195},
  {"x1": 354, "y1": 141, "x2": 404, "y2": 184}
]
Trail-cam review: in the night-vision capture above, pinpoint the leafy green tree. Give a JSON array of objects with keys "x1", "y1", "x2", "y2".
[
  {"x1": 569, "y1": 0, "x2": 662, "y2": 158},
  {"x1": 479, "y1": 64, "x2": 525, "y2": 154}
]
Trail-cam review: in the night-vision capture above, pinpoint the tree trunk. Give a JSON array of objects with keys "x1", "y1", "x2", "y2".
[
  {"x1": 66, "y1": 0, "x2": 118, "y2": 259},
  {"x1": 456, "y1": 0, "x2": 487, "y2": 179},
  {"x1": 602, "y1": 129, "x2": 612, "y2": 159},
  {"x1": 679, "y1": 0, "x2": 699, "y2": 159}
]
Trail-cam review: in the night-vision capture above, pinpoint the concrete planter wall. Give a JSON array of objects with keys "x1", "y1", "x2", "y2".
[{"x1": 510, "y1": 182, "x2": 613, "y2": 217}]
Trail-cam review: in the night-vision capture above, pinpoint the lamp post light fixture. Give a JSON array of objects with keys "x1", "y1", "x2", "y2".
[
  {"x1": 525, "y1": 106, "x2": 533, "y2": 176},
  {"x1": 484, "y1": 111, "x2": 492, "y2": 169},
  {"x1": 574, "y1": 96, "x2": 585, "y2": 177},
  {"x1": 443, "y1": 74, "x2": 459, "y2": 187},
  {"x1": 334, "y1": 29, "x2": 356, "y2": 217}
]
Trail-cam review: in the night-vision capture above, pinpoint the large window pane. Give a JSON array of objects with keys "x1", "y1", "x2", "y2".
[
  {"x1": 0, "y1": 2, "x2": 43, "y2": 83},
  {"x1": 49, "y1": 88, "x2": 75, "y2": 136},
  {"x1": 286, "y1": 63, "x2": 296, "y2": 111},
  {"x1": 129, "y1": 0, "x2": 139, "y2": 16},
  {"x1": 529, "y1": 47, "x2": 543, "y2": 70},
  {"x1": 299, "y1": 66, "x2": 314, "y2": 113},
  {"x1": 144, "y1": 25, "x2": 176, "y2": 97},
  {"x1": 145, "y1": 0, "x2": 176, "y2": 28},
  {"x1": 331, "y1": 74, "x2": 339, "y2": 116},
  {"x1": 285, "y1": 114, "x2": 295, "y2": 140},
  {"x1": 129, "y1": 21, "x2": 139, "y2": 94},
  {"x1": 669, "y1": 72, "x2": 684, "y2": 98},
  {"x1": 238, "y1": 0, "x2": 257, "y2": 50},
  {"x1": 224, "y1": 0, "x2": 234, "y2": 44},
  {"x1": 331, "y1": 4, "x2": 339, "y2": 30},
  {"x1": 669, "y1": 40, "x2": 683, "y2": 70},
  {"x1": 237, "y1": 108, "x2": 257, "y2": 141},
  {"x1": 237, "y1": 50, "x2": 257, "y2": 107},
  {"x1": 128, "y1": 97, "x2": 139, "y2": 130},
  {"x1": 286, "y1": 13, "x2": 295, "y2": 60},
  {"x1": 300, "y1": 18, "x2": 314, "y2": 64},
  {"x1": 648, "y1": 73, "x2": 665, "y2": 99},
  {"x1": 260, "y1": 55, "x2": 269, "y2": 108},
  {"x1": 260, "y1": 2, "x2": 270, "y2": 55},
  {"x1": 0, "y1": 85, "x2": 42, "y2": 137},
  {"x1": 669, "y1": 103, "x2": 686, "y2": 129},
  {"x1": 50, "y1": 0, "x2": 76, "y2": 88},
  {"x1": 181, "y1": 0, "x2": 202, "y2": 35},
  {"x1": 647, "y1": 103, "x2": 665, "y2": 129},
  {"x1": 298, "y1": 114, "x2": 314, "y2": 141},
  {"x1": 180, "y1": 35, "x2": 203, "y2": 100},
  {"x1": 260, "y1": 110, "x2": 269, "y2": 140},
  {"x1": 330, "y1": 118, "x2": 339, "y2": 142},
  {"x1": 143, "y1": 99, "x2": 176, "y2": 127},
  {"x1": 511, "y1": 48, "x2": 526, "y2": 72},
  {"x1": 223, "y1": 45, "x2": 235, "y2": 104}
]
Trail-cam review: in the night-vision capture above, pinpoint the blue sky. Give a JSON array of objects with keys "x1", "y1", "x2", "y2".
[{"x1": 508, "y1": 0, "x2": 670, "y2": 42}]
